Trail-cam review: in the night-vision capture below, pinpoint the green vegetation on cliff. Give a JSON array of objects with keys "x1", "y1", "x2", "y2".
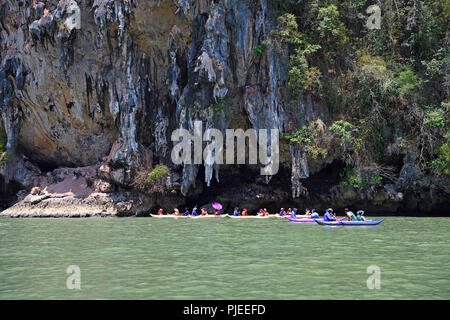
[{"x1": 271, "y1": 0, "x2": 449, "y2": 180}]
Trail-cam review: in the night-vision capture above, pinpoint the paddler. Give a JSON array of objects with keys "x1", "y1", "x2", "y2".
[
  {"x1": 157, "y1": 208, "x2": 163, "y2": 216},
  {"x1": 291, "y1": 208, "x2": 298, "y2": 218},
  {"x1": 182, "y1": 208, "x2": 190, "y2": 216},
  {"x1": 287, "y1": 208, "x2": 292, "y2": 216},
  {"x1": 324, "y1": 208, "x2": 336, "y2": 221},
  {"x1": 173, "y1": 208, "x2": 180, "y2": 216},
  {"x1": 310, "y1": 209, "x2": 320, "y2": 219},
  {"x1": 344, "y1": 208, "x2": 357, "y2": 221},
  {"x1": 305, "y1": 208, "x2": 311, "y2": 216},
  {"x1": 214, "y1": 209, "x2": 221, "y2": 216},
  {"x1": 356, "y1": 210, "x2": 367, "y2": 221},
  {"x1": 233, "y1": 207, "x2": 240, "y2": 216},
  {"x1": 241, "y1": 208, "x2": 248, "y2": 216},
  {"x1": 192, "y1": 206, "x2": 199, "y2": 216},
  {"x1": 201, "y1": 208, "x2": 208, "y2": 216},
  {"x1": 279, "y1": 208, "x2": 285, "y2": 216},
  {"x1": 263, "y1": 208, "x2": 269, "y2": 216}
]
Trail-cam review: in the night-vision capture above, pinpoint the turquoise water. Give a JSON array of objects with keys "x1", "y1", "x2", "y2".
[{"x1": 0, "y1": 217, "x2": 449, "y2": 299}]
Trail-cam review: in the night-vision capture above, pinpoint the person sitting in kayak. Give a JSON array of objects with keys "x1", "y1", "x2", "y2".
[
  {"x1": 192, "y1": 206, "x2": 199, "y2": 216},
  {"x1": 257, "y1": 209, "x2": 264, "y2": 216},
  {"x1": 214, "y1": 209, "x2": 221, "y2": 216},
  {"x1": 356, "y1": 210, "x2": 367, "y2": 221},
  {"x1": 291, "y1": 208, "x2": 298, "y2": 218},
  {"x1": 324, "y1": 209, "x2": 336, "y2": 221},
  {"x1": 279, "y1": 208, "x2": 285, "y2": 216},
  {"x1": 305, "y1": 208, "x2": 311, "y2": 216},
  {"x1": 201, "y1": 208, "x2": 208, "y2": 216},
  {"x1": 287, "y1": 208, "x2": 292, "y2": 216},
  {"x1": 344, "y1": 208, "x2": 357, "y2": 221},
  {"x1": 263, "y1": 208, "x2": 269, "y2": 216},
  {"x1": 173, "y1": 208, "x2": 180, "y2": 216},
  {"x1": 182, "y1": 208, "x2": 190, "y2": 216},
  {"x1": 310, "y1": 209, "x2": 320, "y2": 219},
  {"x1": 241, "y1": 208, "x2": 248, "y2": 216},
  {"x1": 157, "y1": 208, "x2": 163, "y2": 216},
  {"x1": 233, "y1": 207, "x2": 240, "y2": 216}
]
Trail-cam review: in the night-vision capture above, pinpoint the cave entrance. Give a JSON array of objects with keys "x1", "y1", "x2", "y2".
[{"x1": 0, "y1": 176, "x2": 21, "y2": 210}]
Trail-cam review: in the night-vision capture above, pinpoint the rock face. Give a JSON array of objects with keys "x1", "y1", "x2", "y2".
[{"x1": 0, "y1": 0, "x2": 449, "y2": 217}]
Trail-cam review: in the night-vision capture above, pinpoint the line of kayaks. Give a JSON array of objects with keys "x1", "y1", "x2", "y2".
[{"x1": 150, "y1": 214, "x2": 384, "y2": 225}]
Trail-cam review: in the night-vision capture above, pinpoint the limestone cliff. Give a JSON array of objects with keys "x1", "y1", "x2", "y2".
[{"x1": 0, "y1": 0, "x2": 448, "y2": 217}]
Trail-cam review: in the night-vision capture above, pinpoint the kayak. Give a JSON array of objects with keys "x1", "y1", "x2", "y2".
[
  {"x1": 315, "y1": 219, "x2": 385, "y2": 226},
  {"x1": 269, "y1": 214, "x2": 309, "y2": 219},
  {"x1": 189, "y1": 215, "x2": 228, "y2": 219},
  {"x1": 151, "y1": 214, "x2": 228, "y2": 219},
  {"x1": 288, "y1": 217, "x2": 346, "y2": 223},
  {"x1": 150, "y1": 214, "x2": 190, "y2": 219},
  {"x1": 227, "y1": 215, "x2": 270, "y2": 219}
]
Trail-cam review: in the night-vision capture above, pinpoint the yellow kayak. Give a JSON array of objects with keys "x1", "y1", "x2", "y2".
[
  {"x1": 150, "y1": 214, "x2": 190, "y2": 219},
  {"x1": 227, "y1": 215, "x2": 270, "y2": 219},
  {"x1": 189, "y1": 215, "x2": 228, "y2": 219}
]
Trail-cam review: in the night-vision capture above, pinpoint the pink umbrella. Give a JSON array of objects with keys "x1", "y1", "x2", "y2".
[{"x1": 212, "y1": 202, "x2": 222, "y2": 210}]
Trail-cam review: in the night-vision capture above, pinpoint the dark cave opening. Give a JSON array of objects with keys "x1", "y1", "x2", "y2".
[{"x1": 0, "y1": 176, "x2": 20, "y2": 210}]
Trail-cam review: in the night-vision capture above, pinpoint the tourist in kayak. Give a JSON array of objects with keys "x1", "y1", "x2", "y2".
[
  {"x1": 214, "y1": 208, "x2": 221, "y2": 216},
  {"x1": 263, "y1": 208, "x2": 269, "y2": 216},
  {"x1": 279, "y1": 208, "x2": 285, "y2": 216},
  {"x1": 182, "y1": 208, "x2": 190, "y2": 216},
  {"x1": 287, "y1": 208, "x2": 292, "y2": 216},
  {"x1": 157, "y1": 208, "x2": 163, "y2": 216},
  {"x1": 241, "y1": 208, "x2": 248, "y2": 216},
  {"x1": 344, "y1": 208, "x2": 357, "y2": 221},
  {"x1": 201, "y1": 208, "x2": 208, "y2": 216},
  {"x1": 291, "y1": 208, "x2": 298, "y2": 218},
  {"x1": 310, "y1": 209, "x2": 320, "y2": 219},
  {"x1": 305, "y1": 208, "x2": 311, "y2": 216},
  {"x1": 233, "y1": 207, "x2": 240, "y2": 216},
  {"x1": 192, "y1": 206, "x2": 199, "y2": 216},
  {"x1": 324, "y1": 209, "x2": 336, "y2": 221},
  {"x1": 172, "y1": 208, "x2": 180, "y2": 216},
  {"x1": 356, "y1": 210, "x2": 367, "y2": 221}
]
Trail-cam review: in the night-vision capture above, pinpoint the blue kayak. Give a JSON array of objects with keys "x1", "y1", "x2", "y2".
[{"x1": 315, "y1": 219, "x2": 384, "y2": 226}]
